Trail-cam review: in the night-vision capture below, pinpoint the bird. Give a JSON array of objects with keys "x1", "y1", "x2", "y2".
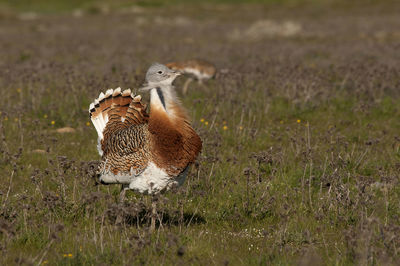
[
  {"x1": 88, "y1": 63, "x2": 202, "y2": 231},
  {"x1": 165, "y1": 59, "x2": 216, "y2": 95}
]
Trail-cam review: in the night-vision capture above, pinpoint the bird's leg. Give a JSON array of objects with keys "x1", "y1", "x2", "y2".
[
  {"x1": 115, "y1": 184, "x2": 129, "y2": 225},
  {"x1": 150, "y1": 196, "x2": 157, "y2": 233},
  {"x1": 119, "y1": 184, "x2": 128, "y2": 202},
  {"x1": 182, "y1": 77, "x2": 194, "y2": 95}
]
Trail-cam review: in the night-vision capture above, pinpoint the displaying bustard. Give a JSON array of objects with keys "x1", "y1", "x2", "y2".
[
  {"x1": 89, "y1": 63, "x2": 202, "y2": 231},
  {"x1": 165, "y1": 59, "x2": 216, "y2": 95}
]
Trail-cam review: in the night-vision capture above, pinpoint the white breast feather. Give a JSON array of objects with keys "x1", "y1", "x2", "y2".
[
  {"x1": 128, "y1": 162, "x2": 171, "y2": 194},
  {"x1": 99, "y1": 162, "x2": 188, "y2": 194}
]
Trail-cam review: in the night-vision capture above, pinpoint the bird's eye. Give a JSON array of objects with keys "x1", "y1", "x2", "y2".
[{"x1": 157, "y1": 71, "x2": 163, "y2": 74}]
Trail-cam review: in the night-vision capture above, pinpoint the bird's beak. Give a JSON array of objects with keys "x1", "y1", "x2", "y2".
[{"x1": 166, "y1": 71, "x2": 181, "y2": 79}]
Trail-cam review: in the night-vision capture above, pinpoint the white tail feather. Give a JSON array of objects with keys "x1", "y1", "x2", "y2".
[
  {"x1": 91, "y1": 96, "x2": 105, "y2": 140},
  {"x1": 89, "y1": 103, "x2": 102, "y2": 139},
  {"x1": 89, "y1": 88, "x2": 141, "y2": 149},
  {"x1": 97, "y1": 116, "x2": 105, "y2": 132},
  {"x1": 94, "y1": 119, "x2": 104, "y2": 140},
  {"x1": 105, "y1": 89, "x2": 113, "y2": 97},
  {"x1": 113, "y1": 87, "x2": 121, "y2": 97},
  {"x1": 98, "y1": 92, "x2": 105, "y2": 101},
  {"x1": 123, "y1": 89, "x2": 131, "y2": 96}
]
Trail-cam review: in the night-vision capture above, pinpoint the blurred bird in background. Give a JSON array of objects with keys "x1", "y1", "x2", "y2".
[{"x1": 166, "y1": 59, "x2": 216, "y2": 95}]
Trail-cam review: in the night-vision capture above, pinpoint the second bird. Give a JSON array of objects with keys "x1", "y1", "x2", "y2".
[{"x1": 166, "y1": 59, "x2": 216, "y2": 95}]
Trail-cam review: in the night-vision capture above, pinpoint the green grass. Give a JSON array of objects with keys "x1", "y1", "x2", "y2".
[{"x1": 1, "y1": 85, "x2": 399, "y2": 264}]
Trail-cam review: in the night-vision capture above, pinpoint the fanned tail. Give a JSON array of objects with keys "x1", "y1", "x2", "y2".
[
  {"x1": 89, "y1": 88, "x2": 148, "y2": 156},
  {"x1": 89, "y1": 87, "x2": 122, "y2": 139},
  {"x1": 89, "y1": 88, "x2": 148, "y2": 138},
  {"x1": 125, "y1": 95, "x2": 148, "y2": 124}
]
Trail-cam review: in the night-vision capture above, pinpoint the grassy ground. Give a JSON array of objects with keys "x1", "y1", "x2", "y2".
[{"x1": 0, "y1": 2, "x2": 400, "y2": 265}]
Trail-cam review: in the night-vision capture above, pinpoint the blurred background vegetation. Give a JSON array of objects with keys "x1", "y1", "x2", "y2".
[{"x1": 0, "y1": 0, "x2": 395, "y2": 14}]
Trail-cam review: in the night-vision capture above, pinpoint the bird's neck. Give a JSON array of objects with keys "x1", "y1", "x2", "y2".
[
  {"x1": 149, "y1": 85, "x2": 188, "y2": 122},
  {"x1": 150, "y1": 84, "x2": 173, "y2": 111}
]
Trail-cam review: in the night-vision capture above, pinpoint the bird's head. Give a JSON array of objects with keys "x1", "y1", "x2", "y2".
[{"x1": 144, "y1": 63, "x2": 181, "y2": 87}]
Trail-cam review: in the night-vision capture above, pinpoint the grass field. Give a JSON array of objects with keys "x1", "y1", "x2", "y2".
[{"x1": 0, "y1": 1, "x2": 400, "y2": 265}]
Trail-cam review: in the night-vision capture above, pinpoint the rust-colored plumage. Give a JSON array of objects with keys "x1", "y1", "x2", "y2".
[
  {"x1": 89, "y1": 85, "x2": 202, "y2": 194},
  {"x1": 149, "y1": 104, "x2": 202, "y2": 176}
]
